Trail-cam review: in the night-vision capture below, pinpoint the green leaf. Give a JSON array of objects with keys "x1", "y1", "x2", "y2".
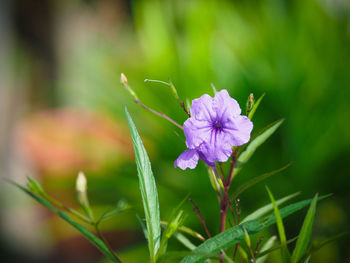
[
  {"x1": 137, "y1": 214, "x2": 149, "y2": 241},
  {"x1": 173, "y1": 232, "x2": 197, "y2": 250},
  {"x1": 266, "y1": 186, "x2": 291, "y2": 262},
  {"x1": 157, "y1": 194, "x2": 190, "y2": 258},
  {"x1": 242, "y1": 192, "x2": 300, "y2": 223},
  {"x1": 248, "y1": 93, "x2": 265, "y2": 120},
  {"x1": 180, "y1": 194, "x2": 330, "y2": 263},
  {"x1": 256, "y1": 236, "x2": 276, "y2": 263},
  {"x1": 304, "y1": 231, "x2": 350, "y2": 260},
  {"x1": 231, "y1": 163, "x2": 291, "y2": 200},
  {"x1": 234, "y1": 119, "x2": 284, "y2": 175},
  {"x1": 11, "y1": 182, "x2": 119, "y2": 262},
  {"x1": 125, "y1": 107, "x2": 161, "y2": 262},
  {"x1": 291, "y1": 193, "x2": 318, "y2": 263},
  {"x1": 160, "y1": 221, "x2": 205, "y2": 242},
  {"x1": 97, "y1": 199, "x2": 131, "y2": 224},
  {"x1": 257, "y1": 236, "x2": 298, "y2": 258}
]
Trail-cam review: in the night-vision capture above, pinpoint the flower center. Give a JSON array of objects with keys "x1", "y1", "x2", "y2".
[{"x1": 213, "y1": 120, "x2": 223, "y2": 131}]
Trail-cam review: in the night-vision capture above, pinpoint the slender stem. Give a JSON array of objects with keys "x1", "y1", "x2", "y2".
[
  {"x1": 94, "y1": 224, "x2": 122, "y2": 263},
  {"x1": 122, "y1": 75, "x2": 183, "y2": 130},
  {"x1": 218, "y1": 152, "x2": 238, "y2": 263},
  {"x1": 135, "y1": 98, "x2": 183, "y2": 130},
  {"x1": 189, "y1": 198, "x2": 211, "y2": 238},
  {"x1": 233, "y1": 243, "x2": 240, "y2": 261}
]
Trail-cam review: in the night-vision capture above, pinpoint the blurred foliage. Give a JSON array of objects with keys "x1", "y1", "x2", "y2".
[{"x1": 4, "y1": 0, "x2": 350, "y2": 262}]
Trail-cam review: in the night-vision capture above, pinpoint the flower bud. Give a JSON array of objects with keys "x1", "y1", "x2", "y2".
[
  {"x1": 246, "y1": 93, "x2": 255, "y2": 115},
  {"x1": 76, "y1": 171, "x2": 87, "y2": 193},
  {"x1": 120, "y1": 73, "x2": 139, "y2": 101},
  {"x1": 120, "y1": 73, "x2": 128, "y2": 84},
  {"x1": 76, "y1": 172, "x2": 94, "y2": 220}
]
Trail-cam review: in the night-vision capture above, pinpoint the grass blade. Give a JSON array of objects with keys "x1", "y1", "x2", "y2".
[
  {"x1": 173, "y1": 232, "x2": 197, "y2": 250},
  {"x1": 11, "y1": 181, "x2": 119, "y2": 262},
  {"x1": 125, "y1": 107, "x2": 161, "y2": 262},
  {"x1": 241, "y1": 192, "x2": 300, "y2": 223},
  {"x1": 256, "y1": 236, "x2": 276, "y2": 263},
  {"x1": 291, "y1": 193, "x2": 318, "y2": 263},
  {"x1": 266, "y1": 186, "x2": 291, "y2": 262},
  {"x1": 248, "y1": 93, "x2": 265, "y2": 120},
  {"x1": 257, "y1": 236, "x2": 298, "y2": 258},
  {"x1": 180, "y1": 194, "x2": 330, "y2": 263},
  {"x1": 234, "y1": 119, "x2": 284, "y2": 175},
  {"x1": 231, "y1": 163, "x2": 291, "y2": 199}
]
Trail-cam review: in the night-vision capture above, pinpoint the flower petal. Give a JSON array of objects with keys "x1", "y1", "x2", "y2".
[
  {"x1": 224, "y1": 115, "x2": 253, "y2": 146},
  {"x1": 174, "y1": 149, "x2": 199, "y2": 170},
  {"x1": 213, "y1": 90, "x2": 241, "y2": 120},
  {"x1": 190, "y1": 94, "x2": 216, "y2": 122},
  {"x1": 183, "y1": 118, "x2": 212, "y2": 148},
  {"x1": 198, "y1": 131, "x2": 233, "y2": 163}
]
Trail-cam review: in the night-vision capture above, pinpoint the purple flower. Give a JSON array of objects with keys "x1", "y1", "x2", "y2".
[{"x1": 175, "y1": 90, "x2": 253, "y2": 170}]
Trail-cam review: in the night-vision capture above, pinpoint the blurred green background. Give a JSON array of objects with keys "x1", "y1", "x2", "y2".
[{"x1": 1, "y1": 0, "x2": 350, "y2": 262}]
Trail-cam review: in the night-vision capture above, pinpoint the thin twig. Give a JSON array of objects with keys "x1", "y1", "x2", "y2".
[
  {"x1": 121, "y1": 74, "x2": 183, "y2": 130},
  {"x1": 228, "y1": 198, "x2": 237, "y2": 226},
  {"x1": 189, "y1": 198, "x2": 211, "y2": 238},
  {"x1": 135, "y1": 98, "x2": 183, "y2": 130},
  {"x1": 255, "y1": 237, "x2": 264, "y2": 255}
]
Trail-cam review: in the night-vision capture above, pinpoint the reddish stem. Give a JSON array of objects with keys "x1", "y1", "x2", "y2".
[
  {"x1": 134, "y1": 98, "x2": 183, "y2": 130},
  {"x1": 189, "y1": 198, "x2": 211, "y2": 238},
  {"x1": 218, "y1": 153, "x2": 237, "y2": 262}
]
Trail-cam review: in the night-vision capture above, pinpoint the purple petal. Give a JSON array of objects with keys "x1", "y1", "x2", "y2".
[
  {"x1": 198, "y1": 132, "x2": 233, "y2": 163},
  {"x1": 197, "y1": 151, "x2": 215, "y2": 168},
  {"x1": 224, "y1": 115, "x2": 253, "y2": 146},
  {"x1": 174, "y1": 149, "x2": 199, "y2": 170},
  {"x1": 183, "y1": 117, "x2": 212, "y2": 148},
  {"x1": 213, "y1": 90, "x2": 241, "y2": 120},
  {"x1": 190, "y1": 94, "x2": 216, "y2": 122}
]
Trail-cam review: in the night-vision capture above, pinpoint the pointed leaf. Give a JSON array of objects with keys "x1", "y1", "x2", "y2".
[
  {"x1": 234, "y1": 119, "x2": 284, "y2": 175},
  {"x1": 291, "y1": 193, "x2": 318, "y2": 263},
  {"x1": 180, "y1": 194, "x2": 330, "y2": 263},
  {"x1": 173, "y1": 232, "x2": 197, "y2": 250},
  {"x1": 257, "y1": 236, "x2": 298, "y2": 258},
  {"x1": 11, "y1": 182, "x2": 119, "y2": 262},
  {"x1": 266, "y1": 186, "x2": 291, "y2": 262},
  {"x1": 248, "y1": 93, "x2": 265, "y2": 120},
  {"x1": 97, "y1": 200, "x2": 131, "y2": 224},
  {"x1": 242, "y1": 192, "x2": 300, "y2": 223},
  {"x1": 125, "y1": 108, "x2": 161, "y2": 261},
  {"x1": 231, "y1": 163, "x2": 291, "y2": 199},
  {"x1": 256, "y1": 236, "x2": 276, "y2": 263}
]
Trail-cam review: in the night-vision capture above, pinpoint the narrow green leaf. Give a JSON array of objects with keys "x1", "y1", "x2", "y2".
[
  {"x1": 126, "y1": 107, "x2": 161, "y2": 261},
  {"x1": 180, "y1": 194, "x2": 330, "y2": 263},
  {"x1": 256, "y1": 236, "x2": 276, "y2": 263},
  {"x1": 248, "y1": 93, "x2": 265, "y2": 120},
  {"x1": 291, "y1": 193, "x2": 318, "y2": 263},
  {"x1": 234, "y1": 119, "x2": 284, "y2": 175},
  {"x1": 11, "y1": 182, "x2": 119, "y2": 262},
  {"x1": 231, "y1": 163, "x2": 291, "y2": 199},
  {"x1": 173, "y1": 232, "x2": 197, "y2": 250},
  {"x1": 97, "y1": 200, "x2": 131, "y2": 224},
  {"x1": 157, "y1": 194, "x2": 190, "y2": 258},
  {"x1": 160, "y1": 221, "x2": 205, "y2": 242},
  {"x1": 266, "y1": 186, "x2": 291, "y2": 262},
  {"x1": 309, "y1": 231, "x2": 350, "y2": 253},
  {"x1": 304, "y1": 255, "x2": 311, "y2": 263},
  {"x1": 137, "y1": 214, "x2": 149, "y2": 241},
  {"x1": 242, "y1": 192, "x2": 300, "y2": 223},
  {"x1": 298, "y1": 231, "x2": 350, "y2": 263},
  {"x1": 257, "y1": 236, "x2": 298, "y2": 258}
]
